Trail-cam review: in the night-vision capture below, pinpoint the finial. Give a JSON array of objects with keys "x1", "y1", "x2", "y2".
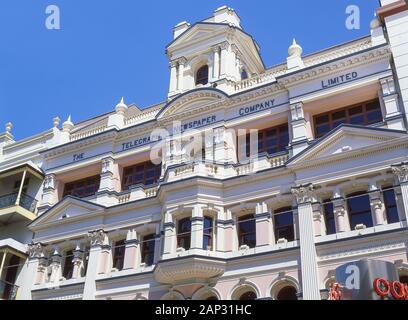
[
  {"x1": 115, "y1": 97, "x2": 128, "y2": 115},
  {"x1": 62, "y1": 115, "x2": 74, "y2": 133},
  {"x1": 53, "y1": 116, "x2": 61, "y2": 128},
  {"x1": 5, "y1": 122, "x2": 13, "y2": 133},
  {"x1": 288, "y1": 38, "x2": 303, "y2": 57}
]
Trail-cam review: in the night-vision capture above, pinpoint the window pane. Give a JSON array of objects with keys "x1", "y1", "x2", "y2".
[
  {"x1": 323, "y1": 202, "x2": 336, "y2": 235},
  {"x1": 332, "y1": 110, "x2": 346, "y2": 120},
  {"x1": 383, "y1": 189, "x2": 399, "y2": 224},
  {"x1": 316, "y1": 115, "x2": 329, "y2": 124},
  {"x1": 349, "y1": 115, "x2": 364, "y2": 125},
  {"x1": 347, "y1": 194, "x2": 373, "y2": 229},
  {"x1": 349, "y1": 106, "x2": 363, "y2": 116}
]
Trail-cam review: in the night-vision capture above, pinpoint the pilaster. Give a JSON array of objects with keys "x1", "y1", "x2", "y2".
[{"x1": 392, "y1": 163, "x2": 408, "y2": 223}]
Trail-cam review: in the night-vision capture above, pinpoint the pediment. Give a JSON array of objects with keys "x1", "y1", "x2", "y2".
[
  {"x1": 157, "y1": 88, "x2": 228, "y2": 119},
  {"x1": 30, "y1": 196, "x2": 105, "y2": 227},
  {"x1": 288, "y1": 125, "x2": 407, "y2": 166}
]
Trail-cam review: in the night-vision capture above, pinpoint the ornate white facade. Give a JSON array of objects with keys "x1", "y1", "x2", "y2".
[{"x1": 1, "y1": 2, "x2": 408, "y2": 300}]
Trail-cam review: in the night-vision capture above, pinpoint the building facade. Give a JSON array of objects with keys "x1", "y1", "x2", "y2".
[{"x1": 1, "y1": 1, "x2": 408, "y2": 300}]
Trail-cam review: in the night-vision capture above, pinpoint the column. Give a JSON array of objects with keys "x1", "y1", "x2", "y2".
[
  {"x1": 83, "y1": 230, "x2": 108, "y2": 300},
  {"x1": 49, "y1": 249, "x2": 62, "y2": 284},
  {"x1": 212, "y1": 46, "x2": 220, "y2": 80},
  {"x1": 40, "y1": 174, "x2": 58, "y2": 209},
  {"x1": 190, "y1": 205, "x2": 204, "y2": 250},
  {"x1": 71, "y1": 246, "x2": 85, "y2": 279},
  {"x1": 99, "y1": 157, "x2": 116, "y2": 192},
  {"x1": 15, "y1": 169, "x2": 27, "y2": 206},
  {"x1": 163, "y1": 212, "x2": 176, "y2": 255},
  {"x1": 292, "y1": 184, "x2": 321, "y2": 300},
  {"x1": 177, "y1": 58, "x2": 187, "y2": 92},
  {"x1": 123, "y1": 229, "x2": 140, "y2": 270},
  {"x1": 153, "y1": 224, "x2": 162, "y2": 264},
  {"x1": 332, "y1": 189, "x2": 350, "y2": 233},
  {"x1": 169, "y1": 60, "x2": 178, "y2": 94},
  {"x1": 312, "y1": 202, "x2": 323, "y2": 237},
  {"x1": 213, "y1": 126, "x2": 236, "y2": 164},
  {"x1": 369, "y1": 185, "x2": 386, "y2": 226},
  {"x1": 255, "y1": 202, "x2": 273, "y2": 247},
  {"x1": 392, "y1": 163, "x2": 408, "y2": 223},
  {"x1": 289, "y1": 102, "x2": 309, "y2": 156},
  {"x1": 219, "y1": 42, "x2": 229, "y2": 78},
  {"x1": 380, "y1": 76, "x2": 405, "y2": 130},
  {"x1": 19, "y1": 243, "x2": 47, "y2": 300}
]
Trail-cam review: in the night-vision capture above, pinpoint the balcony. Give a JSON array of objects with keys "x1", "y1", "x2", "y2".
[{"x1": 0, "y1": 280, "x2": 18, "y2": 300}]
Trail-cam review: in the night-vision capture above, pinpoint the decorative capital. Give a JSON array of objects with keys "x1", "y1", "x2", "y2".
[
  {"x1": 291, "y1": 183, "x2": 315, "y2": 205},
  {"x1": 101, "y1": 157, "x2": 114, "y2": 174},
  {"x1": 392, "y1": 163, "x2": 408, "y2": 184},
  {"x1": 290, "y1": 102, "x2": 304, "y2": 121},
  {"x1": 43, "y1": 174, "x2": 56, "y2": 190},
  {"x1": 28, "y1": 243, "x2": 46, "y2": 259},
  {"x1": 88, "y1": 229, "x2": 108, "y2": 247}
]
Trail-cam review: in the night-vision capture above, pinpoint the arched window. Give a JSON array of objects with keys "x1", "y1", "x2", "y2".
[
  {"x1": 276, "y1": 286, "x2": 298, "y2": 300},
  {"x1": 239, "y1": 291, "x2": 257, "y2": 300},
  {"x1": 196, "y1": 65, "x2": 209, "y2": 86},
  {"x1": 241, "y1": 69, "x2": 248, "y2": 80},
  {"x1": 177, "y1": 218, "x2": 191, "y2": 250},
  {"x1": 203, "y1": 216, "x2": 213, "y2": 250},
  {"x1": 274, "y1": 207, "x2": 294, "y2": 242},
  {"x1": 383, "y1": 187, "x2": 399, "y2": 224},
  {"x1": 238, "y1": 214, "x2": 256, "y2": 248},
  {"x1": 347, "y1": 192, "x2": 373, "y2": 230}
]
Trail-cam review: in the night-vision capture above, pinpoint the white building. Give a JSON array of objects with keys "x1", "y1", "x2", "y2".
[{"x1": 1, "y1": 2, "x2": 408, "y2": 300}]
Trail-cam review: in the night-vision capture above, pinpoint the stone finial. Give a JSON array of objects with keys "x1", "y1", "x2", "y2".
[
  {"x1": 288, "y1": 39, "x2": 303, "y2": 57},
  {"x1": 53, "y1": 116, "x2": 61, "y2": 128},
  {"x1": 5, "y1": 122, "x2": 13, "y2": 133},
  {"x1": 62, "y1": 115, "x2": 74, "y2": 133},
  {"x1": 115, "y1": 97, "x2": 128, "y2": 115}
]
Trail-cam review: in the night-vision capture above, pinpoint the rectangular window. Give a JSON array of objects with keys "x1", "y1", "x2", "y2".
[
  {"x1": 383, "y1": 188, "x2": 399, "y2": 224},
  {"x1": 274, "y1": 207, "x2": 294, "y2": 242},
  {"x1": 63, "y1": 175, "x2": 100, "y2": 198},
  {"x1": 244, "y1": 124, "x2": 289, "y2": 157},
  {"x1": 323, "y1": 201, "x2": 336, "y2": 235},
  {"x1": 62, "y1": 250, "x2": 74, "y2": 280},
  {"x1": 141, "y1": 234, "x2": 155, "y2": 266},
  {"x1": 177, "y1": 218, "x2": 191, "y2": 250},
  {"x1": 122, "y1": 161, "x2": 161, "y2": 191},
  {"x1": 313, "y1": 99, "x2": 382, "y2": 138},
  {"x1": 347, "y1": 193, "x2": 373, "y2": 229},
  {"x1": 112, "y1": 240, "x2": 126, "y2": 271},
  {"x1": 238, "y1": 214, "x2": 256, "y2": 248},
  {"x1": 203, "y1": 217, "x2": 213, "y2": 250}
]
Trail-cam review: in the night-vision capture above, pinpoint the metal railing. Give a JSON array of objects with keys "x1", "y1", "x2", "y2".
[
  {"x1": 0, "y1": 280, "x2": 19, "y2": 300},
  {"x1": 0, "y1": 192, "x2": 38, "y2": 213}
]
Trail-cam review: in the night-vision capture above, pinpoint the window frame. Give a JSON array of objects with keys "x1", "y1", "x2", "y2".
[
  {"x1": 196, "y1": 65, "x2": 209, "y2": 86},
  {"x1": 62, "y1": 250, "x2": 74, "y2": 280},
  {"x1": 203, "y1": 216, "x2": 214, "y2": 251},
  {"x1": 141, "y1": 233, "x2": 156, "y2": 266},
  {"x1": 323, "y1": 200, "x2": 336, "y2": 235},
  {"x1": 273, "y1": 207, "x2": 295, "y2": 242},
  {"x1": 63, "y1": 175, "x2": 101, "y2": 199},
  {"x1": 346, "y1": 192, "x2": 374, "y2": 230},
  {"x1": 122, "y1": 161, "x2": 161, "y2": 191},
  {"x1": 382, "y1": 187, "x2": 400, "y2": 224},
  {"x1": 313, "y1": 99, "x2": 383, "y2": 139},
  {"x1": 177, "y1": 217, "x2": 192, "y2": 250},
  {"x1": 112, "y1": 239, "x2": 126, "y2": 271},
  {"x1": 237, "y1": 214, "x2": 256, "y2": 249}
]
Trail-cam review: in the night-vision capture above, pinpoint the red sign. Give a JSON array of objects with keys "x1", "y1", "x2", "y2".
[{"x1": 373, "y1": 278, "x2": 408, "y2": 300}]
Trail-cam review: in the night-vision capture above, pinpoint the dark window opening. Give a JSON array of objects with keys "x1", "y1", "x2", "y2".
[
  {"x1": 122, "y1": 161, "x2": 161, "y2": 191},
  {"x1": 203, "y1": 216, "x2": 213, "y2": 250},
  {"x1": 314, "y1": 99, "x2": 383, "y2": 138},
  {"x1": 383, "y1": 187, "x2": 400, "y2": 224},
  {"x1": 196, "y1": 65, "x2": 209, "y2": 86},
  {"x1": 347, "y1": 192, "x2": 373, "y2": 230},
  {"x1": 276, "y1": 286, "x2": 298, "y2": 300},
  {"x1": 63, "y1": 175, "x2": 100, "y2": 199},
  {"x1": 241, "y1": 69, "x2": 248, "y2": 80},
  {"x1": 274, "y1": 207, "x2": 294, "y2": 242},
  {"x1": 239, "y1": 291, "x2": 257, "y2": 300},
  {"x1": 141, "y1": 234, "x2": 155, "y2": 266},
  {"x1": 112, "y1": 240, "x2": 126, "y2": 271},
  {"x1": 177, "y1": 218, "x2": 191, "y2": 250},
  {"x1": 323, "y1": 201, "x2": 336, "y2": 235},
  {"x1": 244, "y1": 124, "x2": 289, "y2": 158},
  {"x1": 238, "y1": 214, "x2": 256, "y2": 248},
  {"x1": 62, "y1": 250, "x2": 74, "y2": 280}
]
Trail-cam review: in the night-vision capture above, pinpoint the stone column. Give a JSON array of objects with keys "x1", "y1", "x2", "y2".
[
  {"x1": 369, "y1": 190, "x2": 386, "y2": 226},
  {"x1": 292, "y1": 184, "x2": 321, "y2": 300},
  {"x1": 289, "y1": 102, "x2": 309, "y2": 156},
  {"x1": 380, "y1": 76, "x2": 405, "y2": 130},
  {"x1": 49, "y1": 249, "x2": 62, "y2": 284},
  {"x1": 40, "y1": 174, "x2": 58, "y2": 209},
  {"x1": 83, "y1": 230, "x2": 108, "y2": 300},
  {"x1": 332, "y1": 192, "x2": 350, "y2": 233},
  {"x1": 212, "y1": 46, "x2": 220, "y2": 80},
  {"x1": 255, "y1": 202, "x2": 273, "y2": 247},
  {"x1": 163, "y1": 212, "x2": 176, "y2": 255},
  {"x1": 19, "y1": 243, "x2": 47, "y2": 300},
  {"x1": 169, "y1": 60, "x2": 178, "y2": 94},
  {"x1": 190, "y1": 205, "x2": 204, "y2": 250},
  {"x1": 219, "y1": 42, "x2": 229, "y2": 78},
  {"x1": 71, "y1": 247, "x2": 84, "y2": 279},
  {"x1": 99, "y1": 157, "x2": 116, "y2": 192},
  {"x1": 123, "y1": 229, "x2": 140, "y2": 270},
  {"x1": 392, "y1": 163, "x2": 408, "y2": 224},
  {"x1": 312, "y1": 202, "x2": 323, "y2": 237},
  {"x1": 153, "y1": 224, "x2": 162, "y2": 264},
  {"x1": 213, "y1": 126, "x2": 236, "y2": 164},
  {"x1": 177, "y1": 58, "x2": 187, "y2": 91}
]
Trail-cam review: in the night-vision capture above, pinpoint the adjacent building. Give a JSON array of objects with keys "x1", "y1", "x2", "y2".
[{"x1": 1, "y1": 1, "x2": 408, "y2": 300}]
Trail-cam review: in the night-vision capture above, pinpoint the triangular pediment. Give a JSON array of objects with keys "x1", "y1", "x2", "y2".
[
  {"x1": 288, "y1": 125, "x2": 408, "y2": 166},
  {"x1": 157, "y1": 88, "x2": 228, "y2": 119},
  {"x1": 29, "y1": 196, "x2": 105, "y2": 228}
]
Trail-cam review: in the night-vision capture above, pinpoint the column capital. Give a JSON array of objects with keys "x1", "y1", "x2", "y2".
[
  {"x1": 27, "y1": 242, "x2": 47, "y2": 259},
  {"x1": 392, "y1": 163, "x2": 408, "y2": 184},
  {"x1": 88, "y1": 229, "x2": 108, "y2": 247},
  {"x1": 43, "y1": 174, "x2": 56, "y2": 190},
  {"x1": 292, "y1": 184, "x2": 315, "y2": 205},
  {"x1": 290, "y1": 102, "x2": 305, "y2": 121},
  {"x1": 101, "y1": 157, "x2": 114, "y2": 174}
]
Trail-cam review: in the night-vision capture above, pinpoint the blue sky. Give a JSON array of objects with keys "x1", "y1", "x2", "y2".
[{"x1": 0, "y1": 0, "x2": 379, "y2": 140}]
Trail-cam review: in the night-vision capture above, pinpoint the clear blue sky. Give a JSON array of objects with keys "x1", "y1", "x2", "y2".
[{"x1": 0, "y1": 0, "x2": 379, "y2": 140}]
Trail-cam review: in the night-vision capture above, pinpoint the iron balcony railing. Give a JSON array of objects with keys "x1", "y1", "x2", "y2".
[
  {"x1": 0, "y1": 192, "x2": 38, "y2": 213},
  {"x1": 0, "y1": 280, "x2": 19, "y2": 300}
]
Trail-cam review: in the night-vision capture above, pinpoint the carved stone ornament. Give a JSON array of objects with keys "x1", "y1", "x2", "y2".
[
  {"x1": 88, "y1": 229, "x2": 107, "y2": 247},
  {"x1": 28, "y1": 243, "x2": 46, "y2": 259},
  {"x1": 291, "y1": 184, "x2": 315, "y2": 205},
  {"x1": 392, "y1": 163, "x2": 408, "y2": 184}
]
